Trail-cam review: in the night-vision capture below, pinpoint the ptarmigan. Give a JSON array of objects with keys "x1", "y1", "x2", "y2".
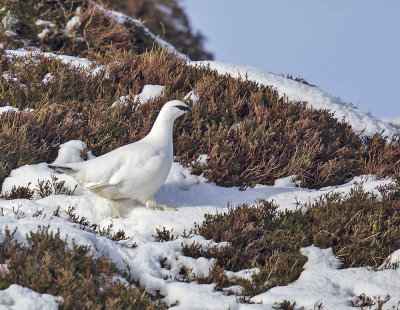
[{"x1": 49, "y1": 100, "x2": 191, "y2": 217}]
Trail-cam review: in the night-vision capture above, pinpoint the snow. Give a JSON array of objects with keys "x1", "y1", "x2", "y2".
[
  {"x1": 65, "y1": 16, "x2": 81, "y2": 33},
  {"x1": 190, "y1": 61, "x2": 398, "y2": 138},
  {"x1": 4, "y1": 49, "x2": 103, "y2": 76},
  {"x1": 0, "y1": 106, "x2": 34, "y2": 115},
  {"x1": 0, "y1": 264, "x2": 9, "y2": 278},
  {"x1": 382, "y1": 118, "x2": 400, "y2": 127},
  {"x1": 229, "y1": 122, "x2": 240, "y2": 131},
  {"x1": 37, "y1": 28, "x2": 50, "y2": 40},
  {"x1": 4, "y1": 31, "x2": 16, "y2": 37},
  {"x1": 0, "y1": 140, "x2": 398, "y2": 308},
  {"x1": 1, "y1": 15, "x2": 399, "y2": 306},
  {"x1": 0, "y1": 106, "x2": 19, "y2": 115},
  {"x1": 134, "y1": 84, "x2": 165, "y2": 104},
  {"x1": 194, "y1": 154, "x2": 208, "y2": 167},
  {"x1": 224, "y1": 268, "x2": 260, "y2": 281},
  {"x1": 184, "y1": 90, "x2": 199, "y2": 103},
  {"x1": 51, "y1": 140, "x2": 86, "y2": 165},
  {"x1": 0, "y1": 284, "x2": 60, "y2": 310},
  {"x1": 35, "y1": 20, "x2": 55, "y2": 28},
  {"x1": 92, "y1": 2, "x2": 187, "y2": 59},
  {"x1": 111, "y1": 84, "x2": 165, "y2": 107},
  {"x1": 252, "y1": 246, "x2": 400, "y2": 309},
  {"x1": 381, "y1": 249, "x2": 400, "y2": 269},
  {"x1": 154, "y1": 4, "x2": 187, "y2": 33},
  {"x1": 41, "y1": 73, "x2": 55, "y2": 84},
  {"x1": 1, "y1": 72, "x2": 19, "y2": 84},
  {"x1": 273, "y1": 175, "x2": 298, "y2": 188}
]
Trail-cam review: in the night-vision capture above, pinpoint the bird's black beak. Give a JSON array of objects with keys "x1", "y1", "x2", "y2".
[{"x1": 176, "y1": 105, "x2": 191, "y2": 112}]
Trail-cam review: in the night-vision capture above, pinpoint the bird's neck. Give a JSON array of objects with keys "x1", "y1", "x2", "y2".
[{"x1": 145, "y1": 109, "x2": 175, "y2": 150}]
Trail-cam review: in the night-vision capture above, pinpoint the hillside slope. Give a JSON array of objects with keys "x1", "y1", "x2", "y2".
[
  {"x1": 1, "y1": 0, "x2": 400, "y2": 309},
  {"x1": 191, "y1": 61, "x2": 398, "y2": 138},
  {"x1": 105, "y1": 0, "x2": 213, "y2": 60}
]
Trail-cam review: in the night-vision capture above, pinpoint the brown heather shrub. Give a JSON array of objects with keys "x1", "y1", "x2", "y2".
[
  {"x1": 2, "y1": 47, "x2": 400, "y2": 191},
  {"x1": 272, "y1": 300, "x2": 297, "y2": 310},
  {"x1": 1, "y1": 175, "x2": 75, "y2": 199},
  {"x1": 361, "y1": 133, "x2": 400, "y2": 177},
  {"x1": 105, "y1": 0, "x2": 213, "y2": 60},
  {"x1": 350, "y1": 294, "x2": 391, "y2": 310},
  {"x1": 0, "y1": 226, "x2": 163, "y2": 309},
  {"x1": 188, "y1": 180, "x2": 400, "y2": 296},
  {"x1": 0, "y1": 0, "x2": 159, "y2": 57}
]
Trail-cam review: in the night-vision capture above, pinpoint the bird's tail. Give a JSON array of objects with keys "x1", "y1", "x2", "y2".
[{"x1": 48, "y1": 164, "x2": 76, "y2": 175}]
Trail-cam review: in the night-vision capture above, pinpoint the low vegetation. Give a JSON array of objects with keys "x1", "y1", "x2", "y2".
[
  {"x1": 1, "y1": 47, "x2": 400, "y2": 191},
  {"x1": 104, "y1": 0, "x2": 213, "y2": 60},
  {"x1": 1, "y1": 0, "x2": 400, "y2": 307},
  {"x1": 178, "y1": 179, "x2": 400, "y2": 298},
  {"x1": 0, "y1": 0, "x2": 161, "y2": 57},
  {"x1": 0, "y1": 226, "x2": 163, "y2": 309}
]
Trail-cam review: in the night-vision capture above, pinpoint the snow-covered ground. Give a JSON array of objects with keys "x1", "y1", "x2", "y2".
[
  {"x1": 4, "y1": 49, "x2": 103, "y2": 76},
  {"x1": 382, "y1": 118, "x2": 400, "y2": 128},
  {"x1": 1, "y1": 30, "x2": 400, "y2": 308},
  {"x1": 92, "y1": 1, "x2": 186, "y2": 59},
  {"x1": 111, "y1": 84, "x2": 166, "y2": 108},
  {"x1": 4, "y1": 44, "x2": 398, "y2": 139},
  {"x1": 190, "y1": 61, "x2": 398, "y2": 138},
  {"x1": 0, "y1": 140, "x2": 399, "y2": 309},
  {"x1": 0, "y1": 285, "x2": 60, "y2": 310}
]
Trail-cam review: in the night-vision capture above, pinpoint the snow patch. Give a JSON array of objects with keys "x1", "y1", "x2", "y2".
[
  {"x1": 37, "y1": 28, "x2": 50, "y2": 40},
  {"x1": 184, "y1": 90, "x2": 199, "y2": 103},
  {"x1": 92, "y1": 2, "x2": 187, "y2": 59},
  {"x1": 0, "y1": 264, "x2": 9, "y2": 278},
  {"x1": 0, "y1": 106, "x2": 19, "y2": 114},
  {"x1": 2, "y1": 72, "x2": 19, "y2": 84},
  {"x1": 190, "y1": 61, "x2": 398, "y2": 138},
  {"x1": 194, "y1": 154, "x2": 208, "y2": 167},
  {"x1": 382, "y1": 118, "x2": 400, "y2": 128},
  {"x1": 134, "y1": 84, "x2": 165, "y2": 105},
  {"x1": 0, "y1": 139, "x2": 397, "y2": 308},
  {"x1": 1, "y1": 163, "x2": 80, "y2": 199},
  {"x1": 111, "y1": 85, "x2": 165, "y2": 107},
  {"x1": 252, "y1": 245, "x2": 400, "y2": 309},
  {"x1": 52, "y1": 140, "x2": 86, "y2": 165},
  {"x1": 35, "y1": 19, "x2": 55, "y2": 28},
  {"x1": 65, "y1": 7, "x2": 81, "y2": 33},
  {"x1": 274, "y1": 175, "x2": 299, "y2": 188},
  {"x1": 229, "y1": 122, "x2": 240, "y2": 131},
  {"x1": 65, "y1": 16, "x2": 81, "y2": 32},
  {"x1": 5, "y1": 49, "x2": 103, "y2": 76},
  {"x1": 4, "y1": 31, "x2": 16, "y2": 37},
  {"x1": 0, "y1": 284, "x2": 60, "y2": 310},
  {"x1": 225, "y1": 268, "x2": 260, "y2": 281},
  {"x1": 42, "y1": 73, "x2": 55, "y2": 84}
]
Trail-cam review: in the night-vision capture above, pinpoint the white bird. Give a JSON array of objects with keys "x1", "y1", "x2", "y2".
[{"x1": 49, "y1": 100, "x2": 191, "y2": 217}]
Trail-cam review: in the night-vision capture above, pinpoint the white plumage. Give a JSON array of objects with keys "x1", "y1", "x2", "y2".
[{"x1": 49, "y1": 100, "x2": 191, "y2": 217}]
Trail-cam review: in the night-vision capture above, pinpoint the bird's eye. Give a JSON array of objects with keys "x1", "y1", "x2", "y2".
[{"x1": 175, "y1": 105, "x2": 191, "y2": 112}]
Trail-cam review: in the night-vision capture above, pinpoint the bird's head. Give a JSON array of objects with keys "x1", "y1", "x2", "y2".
[{"x1": 161, "y1": 100, "x2": 191, "y2": 119}]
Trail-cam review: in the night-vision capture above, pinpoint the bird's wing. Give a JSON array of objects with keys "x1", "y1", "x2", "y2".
[
  {"x1": 84, "y1": 180, "x2": 124, "y2": 199},
  {"x1": 87, "y1": 151, "x2": 168, "y2": 200},
  {"x1": 66, "y1": 142, "x2": 162, "y2": 198}
]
